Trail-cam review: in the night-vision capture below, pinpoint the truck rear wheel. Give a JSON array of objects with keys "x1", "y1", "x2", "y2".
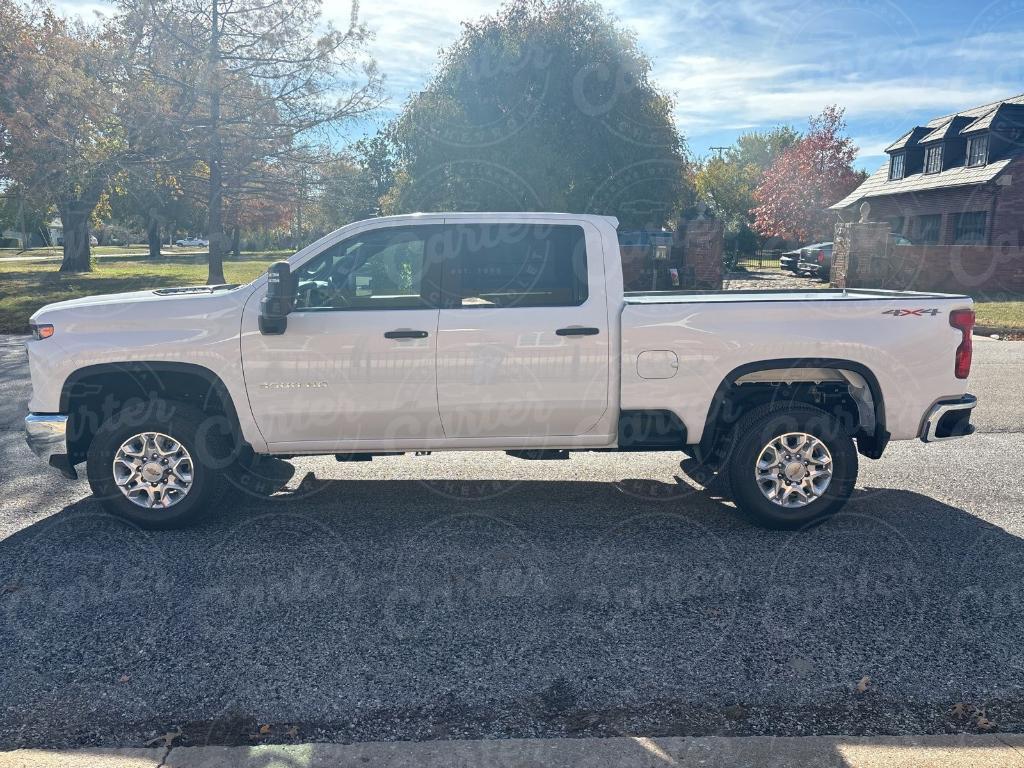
[
  {"x1": 725, "y1": 403, "x2": 857, "y2": 529},
  {"x1": 86, "y1": 399, "x2": 232, "y2": 529}
]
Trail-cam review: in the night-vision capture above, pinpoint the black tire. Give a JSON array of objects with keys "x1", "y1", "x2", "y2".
[
  {"x1": 86, "y1": 399, "x2": 233, "y2": 529},
  {"x1": 723, "y1": 403, "x2": 857, "y2": 530}
]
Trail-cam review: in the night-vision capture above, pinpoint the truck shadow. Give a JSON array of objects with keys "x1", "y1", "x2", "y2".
[{"x1": 2, "y1": 478, "x2": 1023, "y2": 747}]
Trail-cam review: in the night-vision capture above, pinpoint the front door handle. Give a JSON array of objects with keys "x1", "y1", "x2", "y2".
[
  {"x1": 556, "y1": 326, "x2": 600, "y2": 336},
  {"x1": 384, "y1": 329, "x2": 429, "y2": 339}
]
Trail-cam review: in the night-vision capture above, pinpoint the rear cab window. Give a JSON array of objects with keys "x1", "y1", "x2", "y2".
[{"x1": 445, "y1": 223, "x2": 588, "y2": 308}]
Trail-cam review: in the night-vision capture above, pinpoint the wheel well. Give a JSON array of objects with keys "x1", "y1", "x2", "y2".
[
  {"x1": 61, "y1": 363, "x2": 243, "y2": 465},
  {"x1": 700, "y1": 360, "x2": 889, "y2": 462}
]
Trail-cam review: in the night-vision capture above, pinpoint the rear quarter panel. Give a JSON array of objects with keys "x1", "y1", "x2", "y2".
[{"x1": 620, "y1": 295, "x2": 973, "y2": 443}]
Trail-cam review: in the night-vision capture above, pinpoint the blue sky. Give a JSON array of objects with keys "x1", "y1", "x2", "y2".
[{"x1": 60, "y1": 0, "x2": 1024, "y2": 172}]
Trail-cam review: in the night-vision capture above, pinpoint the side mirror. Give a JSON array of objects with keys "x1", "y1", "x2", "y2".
[{"x1": 259, "y1": 261, "x2": 296, "y2": 335}]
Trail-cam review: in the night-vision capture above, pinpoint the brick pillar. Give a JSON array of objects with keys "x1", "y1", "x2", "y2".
[
  {"x1": 679, "y1": 217, "x2": 723, "y2": 289},
  {"x1": 830, "y1": 221, "x2": 891, "y2": 288}
]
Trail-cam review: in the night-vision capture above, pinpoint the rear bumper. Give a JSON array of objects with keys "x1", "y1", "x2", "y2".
[
  {"x1": 24, "y1": 413, "x2": 77, "y2": 479},
  {"x1": 920, "y1": 394, "x2": 977, "y2": 443}
]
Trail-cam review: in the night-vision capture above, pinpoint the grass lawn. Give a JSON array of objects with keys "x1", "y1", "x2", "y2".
[
  {"x1": 973, "y1": 293, "x2": 1024, "y2": 331},
  {"x1": 0, "y1": 251, "x2": 282, "y2": 334}
]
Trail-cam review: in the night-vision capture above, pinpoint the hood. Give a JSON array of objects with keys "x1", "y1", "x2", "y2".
[
  {"x1": 30, "y1": 284, "x2": 247, "y2": 328},
  {"x1": 30, "y1": 284, "x2": 241, "y2": 317}
]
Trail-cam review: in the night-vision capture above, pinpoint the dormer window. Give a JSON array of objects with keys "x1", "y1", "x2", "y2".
[
  {"x1": 966, "y1": 134, "x2": 989, "y2": 167},
  {"x1": 889, "y1": 152, "x2": 905, "y2": 180},
  {"x1": 924, "y1": 144, "x2": 943, "y2": 174}
]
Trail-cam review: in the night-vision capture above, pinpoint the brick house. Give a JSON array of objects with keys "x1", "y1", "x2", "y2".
[{"x1": 831, "y1": 94, "x2": 1024, "y2": 248}]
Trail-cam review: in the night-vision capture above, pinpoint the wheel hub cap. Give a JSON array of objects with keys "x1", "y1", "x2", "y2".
[
  {"x1": 112, "y1": 432, "x2": 194, "y2": 510},
  {"x1": 754, "y1": 432, "x2": 833, "y2": 508}
]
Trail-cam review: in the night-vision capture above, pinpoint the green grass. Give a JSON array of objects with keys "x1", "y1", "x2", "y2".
[
  {"x1": 973, "y1": 293, "x2": 1024, "y2": 331},
  {"x1": 1, "y1": 245, "x2": 160, "y2": 257},
  {"x1": 0, "y1": 251, "x2": 282, "y2": 334}
]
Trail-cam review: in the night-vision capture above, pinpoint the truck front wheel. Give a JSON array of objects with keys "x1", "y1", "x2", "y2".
[
  {"x1": 86, "y1": 399, "x2": 232, "y2": 529},
  {"x1": 725, "y1": 404, "x2": 857, "y2": 530}
]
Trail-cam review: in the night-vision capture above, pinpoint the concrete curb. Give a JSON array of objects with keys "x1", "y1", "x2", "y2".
[{"x1": 4, "y1": 735, "x2": 1024, "y2": 768}]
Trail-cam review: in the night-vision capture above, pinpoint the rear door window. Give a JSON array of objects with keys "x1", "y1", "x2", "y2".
[{"x1": 446, "y1": 224, "x2": 588, "y2": 308}]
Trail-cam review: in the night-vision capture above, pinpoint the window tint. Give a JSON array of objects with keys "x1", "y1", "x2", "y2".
[
  {"x1": 953, "y1": 212, "x2": 987, "y2": 245},
  {"x1": 448, "y1": 224, "x2": 588, "y2": 308},
  {"x1": 292, "y1": 226, "x2": 443, "y2": 311}
]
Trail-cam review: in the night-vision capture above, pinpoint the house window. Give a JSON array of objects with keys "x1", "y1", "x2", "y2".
[
  {"x1": 953, "y1": 212, "x2": 987, "y2": 245},
  {"x1": 966, "y1": 134, "x2": 989, "y2": 167},
  {"x1": 889, "y1": 152, "x2": 905, "y2": 180},
  {"x1": 916, "y1": 214, "x2": 942, "y2": 245},
  {"x1": 886, "y1": 216, "x2": 905, "y2": 234},
  {"x1": 924, "y1": 144, "x2": 944, "y2": 174}
]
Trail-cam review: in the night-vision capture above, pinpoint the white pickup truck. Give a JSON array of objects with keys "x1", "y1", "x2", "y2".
[{"x1": 24, "y1": 213, "x2": 978, "y2": 530}]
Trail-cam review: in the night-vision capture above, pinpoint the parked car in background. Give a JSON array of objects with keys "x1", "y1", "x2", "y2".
[
  {"x1": 779, "y1": 247, "x2": 802, "y2": 273},
  {"x1": 797, "y1": 242, "x2": 833, "y2": 280},
  {"x1": 175, "y1": 236, "x2": 209, "y2": 247},
  {"x1": 55, "y1": 235, "x2": 99, "y2": 247}
]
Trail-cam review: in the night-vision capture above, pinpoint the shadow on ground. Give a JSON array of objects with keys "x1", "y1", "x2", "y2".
[{"x1": 2, "y1": 471, "x2": 1023, "y2": 750}]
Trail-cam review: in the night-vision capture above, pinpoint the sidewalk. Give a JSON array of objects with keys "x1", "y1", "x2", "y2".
[{"x1": 4, "y1": 735, "x2": 1024, "y2": 768}]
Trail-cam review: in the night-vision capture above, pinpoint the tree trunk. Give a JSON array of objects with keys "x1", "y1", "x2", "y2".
[
  {"x1": 205, "y1": 0, "x2": 226, "y2": 285},
  {"x1": 231, "y1": 226, "x2": 240, "y2": 258},
  {"x1": 57, "y1": 201, "x2": 93, "y2": 273},
  {"x1": 147, "y1": 212, "x2": 162, "y2": 259}
]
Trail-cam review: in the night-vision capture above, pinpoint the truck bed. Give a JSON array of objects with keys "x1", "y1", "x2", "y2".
[
  {"x1": 619, "y1": 288, "x2": 974, "y2": 444},
  {"x1": 624, "y1": 288, "x2": 970, "y2": 304}
]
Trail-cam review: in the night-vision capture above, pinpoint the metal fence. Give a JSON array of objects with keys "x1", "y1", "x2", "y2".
[{"x1": 731, "y1": 249, "x2": 780, "y2": 270}]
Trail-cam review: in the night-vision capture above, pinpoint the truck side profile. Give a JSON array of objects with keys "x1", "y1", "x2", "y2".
[{"x1": 24, "y1": 213, "x2": 978, "y2": 529}]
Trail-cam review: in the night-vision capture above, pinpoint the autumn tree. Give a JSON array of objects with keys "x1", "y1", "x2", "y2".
[
  {"x1": 117, "y1": 0, "x2": 382, "y2": 283},
  {"x1": 752, "y1": 106, "x2": 864, "y2": 243},
  {"x1": 695, "y1": 126, "x2": 798, "y2": 233},
  {"x1": 0, "y1": 3, "x2": 134, "y2": 272},
  {"x1": 380, "y1": 0, "x2": 689, "y2": 228}
]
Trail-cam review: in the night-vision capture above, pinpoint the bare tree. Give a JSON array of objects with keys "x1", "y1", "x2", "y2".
[{"x1": 118, "y1": 0, "x2": 383, "y2": 282}]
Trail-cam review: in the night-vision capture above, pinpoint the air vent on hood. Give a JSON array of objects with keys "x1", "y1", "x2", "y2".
[{"x1": 153, "y1": 284, "x2": 239, "y2": 295}]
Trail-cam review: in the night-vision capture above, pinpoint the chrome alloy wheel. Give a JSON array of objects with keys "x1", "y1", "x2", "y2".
[
  {"x1": 754, "y1": 432, "x2": 833, "y2": 508},
  {"x1": 112, "y1": 432, "x2": 194, "y2": 509}
]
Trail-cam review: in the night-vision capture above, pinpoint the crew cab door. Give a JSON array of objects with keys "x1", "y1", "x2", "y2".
[
  {"x1": 435, "y1": 220, "x2": 610, "y2": 439},
  {"x1": 241, "y1": 223, "x2": 445, "y2": 447}
]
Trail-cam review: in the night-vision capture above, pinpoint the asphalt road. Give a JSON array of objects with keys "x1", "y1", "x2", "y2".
[{"x1": 0, "y1": 334, "x2": 1022, "y2": 749}]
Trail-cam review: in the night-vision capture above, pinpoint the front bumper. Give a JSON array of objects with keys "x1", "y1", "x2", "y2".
[
  {"x1": 24, "y1": 413, "x2": 77, "y2": 479},
  {"x1": 920, "y1": 394, "x2": 977, "y2": 443}
]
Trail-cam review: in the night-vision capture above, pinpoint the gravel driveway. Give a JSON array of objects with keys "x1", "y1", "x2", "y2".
[{"x1": 1, "y1": 333, "x2": 1022, "y2": 749}]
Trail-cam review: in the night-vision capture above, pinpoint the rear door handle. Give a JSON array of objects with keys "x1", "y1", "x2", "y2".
[
  {"x1": 384, "y1": 329, "x2": 429, "y2": 339},
  {"x1": 556, "y1": 326, "x2": 600, "y2": 336}
]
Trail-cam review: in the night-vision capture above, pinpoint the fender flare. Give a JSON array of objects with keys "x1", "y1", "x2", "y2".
[{"x1": 705, "y1": 357, "x2": 889, "y2": 459}]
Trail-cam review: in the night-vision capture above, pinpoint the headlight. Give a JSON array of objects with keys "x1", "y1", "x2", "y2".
[{"x1": 30, "y1": 323, "x2": 54, "y2": 340}]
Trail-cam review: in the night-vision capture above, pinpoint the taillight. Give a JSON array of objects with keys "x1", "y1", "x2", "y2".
[
  {"x1": 817, "y1": 250, "x2": 825, "y2": 264},
  {"x1": 950, "y1": 308, "x2": 974, "y2": 379}
]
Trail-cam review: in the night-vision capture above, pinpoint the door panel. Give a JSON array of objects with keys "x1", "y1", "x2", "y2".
[
  {"x1": 241, "y1": 224, "x2": 444, "y2": 445},
  {"x1": 436, "y1": 222, "x2": 610, "y2": 439}
]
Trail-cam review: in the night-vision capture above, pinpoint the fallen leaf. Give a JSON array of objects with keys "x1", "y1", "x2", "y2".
[
  {"x1": 950, "y1": 702, "x2": 970, "y2": 719},
  {"x1": 285, "y1": 725, "x2": 299, "y2": 739},
  {"x1": 145, "y1": 727, "x2": 182, "y2": 748},
  {"x1": 977, "y1": 716, "x2": 996, "y2": 731},
  {"x1": 855, "y1": 676, "x2": 871, "y2": 694},
  {"x1": 248, "y1": 724, "x2": 273, "y2": 741},
  {"x1": 0, "y1": 582, "x2": 20, "y2": 595},
  {"x1": 118, "y1": 674, "x2": 130, "y2": 684}
]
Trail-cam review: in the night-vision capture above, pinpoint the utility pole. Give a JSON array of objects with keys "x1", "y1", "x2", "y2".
[{"x1": 710, "y1": 146, "x2": 729, "y2": 160}]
